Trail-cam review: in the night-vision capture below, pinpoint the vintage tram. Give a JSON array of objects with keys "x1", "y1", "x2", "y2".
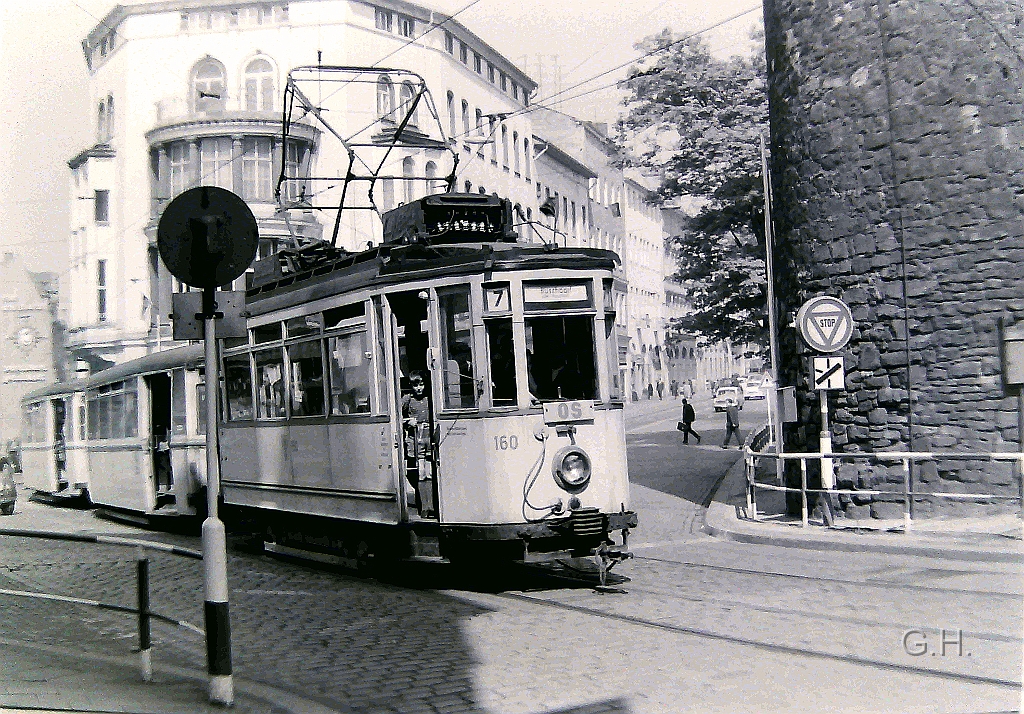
[
  {"x1": 220, "y1": 193, "x2": 636, "y2": 574},
  {"x1": 21, "y1": 346, "x2": 208, "y2": 523}
]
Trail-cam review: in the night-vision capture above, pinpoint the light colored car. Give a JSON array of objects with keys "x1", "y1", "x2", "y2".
[
  {"x1": 744, "y1": 378, "x2": 765, "y2": 400},
  {"x1": 713, "y1": 386, "x2": 744, "y2": 412}
]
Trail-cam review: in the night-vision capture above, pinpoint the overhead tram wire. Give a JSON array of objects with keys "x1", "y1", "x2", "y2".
[{"x1": 443, "y1": 4, "x2": 763, "y2": 153}]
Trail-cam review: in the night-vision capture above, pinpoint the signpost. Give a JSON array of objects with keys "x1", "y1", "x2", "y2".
[
  {"x1": 797, "y1": 296, "x2": 854, "y2": 527},
  {"x1": 157, "y1": 186, "x2": 258, "y2": 706}
]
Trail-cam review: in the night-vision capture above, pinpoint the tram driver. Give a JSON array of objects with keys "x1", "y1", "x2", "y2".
[{"x1": 401, "y1": 371, "x2": 436, "y2": 518}]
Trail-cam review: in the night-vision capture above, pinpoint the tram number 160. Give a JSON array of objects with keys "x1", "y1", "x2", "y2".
[{"x1": 494, "y1": 435, "x2": 519, "y2": 450}]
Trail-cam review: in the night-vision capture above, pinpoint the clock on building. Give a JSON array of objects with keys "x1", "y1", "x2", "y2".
[{"x1": 12, "y1": 326, "x2": 40, "y2": 352}]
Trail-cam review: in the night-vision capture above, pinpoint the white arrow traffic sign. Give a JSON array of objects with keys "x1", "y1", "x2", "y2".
[{"x1": 797, "y1": 296, "x2": 854, "y2": 353}]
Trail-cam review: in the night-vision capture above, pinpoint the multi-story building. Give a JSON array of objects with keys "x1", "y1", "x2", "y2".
[{"x1": 67, "y1": 0, "x2": 538, "y2": 364}]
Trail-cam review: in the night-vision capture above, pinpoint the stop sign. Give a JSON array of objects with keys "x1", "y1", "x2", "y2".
[{"x1": 157, "y1": 186, "x2": 259, "y2": 290}]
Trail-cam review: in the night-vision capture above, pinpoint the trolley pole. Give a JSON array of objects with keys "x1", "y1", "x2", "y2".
[{"x1": 202, "y1": 287, "x2": 233, "y2": 705}]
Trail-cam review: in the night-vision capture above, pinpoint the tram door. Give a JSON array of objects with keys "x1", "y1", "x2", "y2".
[
  {"x1": 145, "y1": 373, "x2": 174, "y2": 508},
  {"x1": 386, "y1": 291, "x2": 438, "y2": 519},
  {"x1": 51, "y1": 399, "x2": 67, "y2": 491}
]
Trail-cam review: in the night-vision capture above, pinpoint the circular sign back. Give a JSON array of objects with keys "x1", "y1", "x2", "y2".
[
  {"x1": 797, "y1": 296, "x2": 854, "y2": 353},
  {"x1": 157, "y1": 186, "x2": 259, "y2": 290}
]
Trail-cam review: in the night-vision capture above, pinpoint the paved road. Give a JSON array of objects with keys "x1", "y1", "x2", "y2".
[{"x1": 1, "y1": 399, "x2": 1020, "y2": 714}]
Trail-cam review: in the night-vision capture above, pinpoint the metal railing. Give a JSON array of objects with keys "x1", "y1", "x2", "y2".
[
  {"x1": 741, "y1": 425, "x2": 1024, "y2": 529},
  {"x1": 0, "y1": 527, "x2": 202, "y2": 681}
]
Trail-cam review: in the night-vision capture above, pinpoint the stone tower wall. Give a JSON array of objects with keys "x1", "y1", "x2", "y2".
[{"x1": 763, "y1": 0, "x2": 1024, "y2": 515}]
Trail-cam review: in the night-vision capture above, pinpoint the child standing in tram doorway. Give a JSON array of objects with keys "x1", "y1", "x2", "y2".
[{"x1": 402, "y1": 371, "x2": 436, "y2": 518}]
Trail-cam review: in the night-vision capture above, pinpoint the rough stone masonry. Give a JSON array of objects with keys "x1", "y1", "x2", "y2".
[{"x1": 763, "y1": 0, "x2": 1024, "y2": 516}]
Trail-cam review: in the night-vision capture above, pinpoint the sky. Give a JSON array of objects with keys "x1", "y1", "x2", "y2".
[{"x1": 0, "y1": 0, "x2": 761, "y2": 283}]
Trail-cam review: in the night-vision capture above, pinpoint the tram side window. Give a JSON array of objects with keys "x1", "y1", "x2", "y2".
[
  {"x1": 86, "y1": 382, "x2": 138, "y2": 439},
  {"x1": 23, "y1": 403, "x2": 45, "y2": 443},
  {"x1": 254, "y1": 350, "x2": 287, "y2": 419},
  {"x1": 524, "y1": 316, "x2": 597, "y2": 401},
  {"x1": 438, "y1": 289, "x2": 478, "y2": 409},
  {"x1": 171, "y1": 369, "x2": 187, "y2": 435},
  {"x1": 327, "y1": 331, "x2": 371, "y2": 414},
  {"x1": 605, "y1": 318, "x2": 623, "y2": 401},
  {"x1": 486, "y1": 319, "x2": 517, "y2": 407},
  {"x1": 224, "y1": 355, "x2": 254, "y2": 421},
  {"x1": 288, "y1": 341, "x2": 326, "y2": 417}
]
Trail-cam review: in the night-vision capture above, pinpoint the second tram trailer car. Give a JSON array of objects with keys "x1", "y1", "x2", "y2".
[
  {"x1": 220, "y1": 193, "x2": 637, "y2": 573},
  {"x1": 21, "y1": 346, "x2": 209, "y2": 524}
]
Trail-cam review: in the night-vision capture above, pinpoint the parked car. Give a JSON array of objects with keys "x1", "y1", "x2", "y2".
[
  {"x1": 0, "y1": 441, "x2": 18, "y2": 515},
  {"x1": 713, "y1": 386, "x2": 744, "y2": 411},
  {"x1": 744, "y1": 378, "x2": 766, "y2": 400}
]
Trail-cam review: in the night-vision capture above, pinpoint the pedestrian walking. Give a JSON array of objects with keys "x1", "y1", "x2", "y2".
[
  {"x1": 670, "y1": 380, "x2": 678, "y2": 398},
  {"x1": 722, "y1": 398, "x2": 743, "y2": 448},
  {"x1": 677, "y1": 397, "x2": 700, "y2": 444},
  {"x1": 657, "y1": 380, "x2": 665, "y2": 400},
  {"x1": 647, "y1": 383, "x2": 654, "y2": 400},
  {"x1": 681, "y1": 380, "x2": 692, "y2": 400}
]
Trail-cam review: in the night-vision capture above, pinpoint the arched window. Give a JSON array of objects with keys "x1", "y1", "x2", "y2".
[
  {"x1": 501, "y1": 125, "x2": 509, "y2": 168},
  {"x1": 402, "y1": 156, "x2": 416, "y2": 204},
  {"x1": 523, "y1": 138, "x2": 531, "y2": 180},
  {"x1": 425, "y1": 160, "x2": 442, "y2": 194},
  {"x1": 193, "y1": 58, "x2": 226, "y2": 113},
  {"x1": 461, "y1": 100, "x2": 470, "y2": 139},
  {"x1": 489, "y1": 117, "x2": 497, "y2": 163},
  {"x1": 244, "y1": 58, "x2": 275, "y2": 111},
  {"x1": 380, "y1": 178, "x2": 395, "y2": 211},
  {"x1": 377, "y1": 75, "x2": 394, "y2": 123},
  {"x1": 447, "y1": 91, "x2": 456, "y2": 138},
  {"x1": 399, "y1": 82, "x2": 418, "y2": 127},
  {"x1": 512, "y1": 130, "x2": 520, "y2": 175}
]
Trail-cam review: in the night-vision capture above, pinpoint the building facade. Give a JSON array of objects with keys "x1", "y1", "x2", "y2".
[
  {"x1": 67, "y1": 0, "x2": 538, "y2": 364},
  {"x1": 0, "y1": 251, "x2": 60, "y2": 442}
]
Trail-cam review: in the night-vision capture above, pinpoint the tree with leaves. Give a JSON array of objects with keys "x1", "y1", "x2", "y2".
[{"x1": 617, "y1": 30, "x2": 769, "y2": 353}]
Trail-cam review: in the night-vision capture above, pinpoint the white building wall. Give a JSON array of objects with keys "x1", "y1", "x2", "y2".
[{"x1": 67, "y1": 0, "x2": 539, "y2": 363}]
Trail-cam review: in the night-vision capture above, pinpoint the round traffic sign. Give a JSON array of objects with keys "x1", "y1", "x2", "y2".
[
  {"x1": 797, "y1": 296, "x2": 854, "y2": 352},
  {"x1": 157, "y1": 186, "x2": 259, "y2": 290}
]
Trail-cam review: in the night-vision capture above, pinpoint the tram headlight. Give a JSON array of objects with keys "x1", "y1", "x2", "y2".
[{"x1": 552, "y1": 446, "x2": 592, "y2": 494}]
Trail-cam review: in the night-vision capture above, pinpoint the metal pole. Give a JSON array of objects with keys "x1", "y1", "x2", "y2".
[
  {"x1": 746, "y1": 456, "x2": 756, "y2": 521},
  {"x1": 902, "y1": 457, "x2": 912, "y2": 531},
  {"x1": 1018, "y1": 391, "x2": 1023, "y2": 520},
  {"x1": 760, "y1": 133, "x2": 784, "y2": 489},
  {"x1": 201, "y1": 288, "x2": 233, "y2": 706},
  {"x1": 800, "y1": 458, "x2": 808, "y2": 527},
  {"x1": 136, "y1": 549, "x2": 151, "y2": 682}
]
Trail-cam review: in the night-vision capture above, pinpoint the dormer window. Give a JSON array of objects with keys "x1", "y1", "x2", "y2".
[
  {"x1": 375, "y1": 8, "x2": 392, "y2": 32},
  {"x1": 397, "y1": 15, "x2": 414, "y2": 38}
]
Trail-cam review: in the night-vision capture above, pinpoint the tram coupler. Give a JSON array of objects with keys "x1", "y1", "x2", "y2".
[{"x1": 592, "y1": 541, "x2": 632, "y2": 587}]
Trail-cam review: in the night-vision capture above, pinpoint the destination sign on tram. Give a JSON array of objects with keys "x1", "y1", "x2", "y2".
[
  {"x1": 523, "y1": 281, "x2": 592, "y2": 311},
  {"x1": 543, "y1": 400, "x2": 595, "y2": 425}
]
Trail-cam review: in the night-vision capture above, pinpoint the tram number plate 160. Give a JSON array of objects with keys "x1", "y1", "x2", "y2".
[{"x1": 543, "y1": 400, "x2": 595, "y2": 425}]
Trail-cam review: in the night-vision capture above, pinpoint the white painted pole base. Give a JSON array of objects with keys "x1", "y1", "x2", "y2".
[
  {"x1": 139, "y1": 648, "x2": 152, "y2": 682},
  {"x1": 209, "y1": 674, "x2": 233, "y2": 706}
]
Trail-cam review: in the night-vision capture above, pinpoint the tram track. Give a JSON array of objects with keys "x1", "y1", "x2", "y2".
[
  {"x1": 493, "y1": 588, "x2": 1022, "y2": 689},
  {"x1": 633, "y1": 554, "x2": 1024, "y2": 599}
]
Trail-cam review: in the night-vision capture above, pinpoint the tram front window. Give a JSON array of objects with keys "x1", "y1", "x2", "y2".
[
  {"x1": 487, "y1": 319, "x2": 516, "y2": 407},
  {"x1": 525, "y1": 316, "x2": 597, "y2": 401}
]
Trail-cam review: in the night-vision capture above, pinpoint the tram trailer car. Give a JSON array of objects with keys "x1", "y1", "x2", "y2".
[
  {"x1": 20, "y1": 382, "x2": 91, "y2": 506},
  {"x1": 219, "y1": 193, "x2": 636, "y2": 572},
  {"x1": 20, "y1": 346, "x2": 209, "y2": 525}
]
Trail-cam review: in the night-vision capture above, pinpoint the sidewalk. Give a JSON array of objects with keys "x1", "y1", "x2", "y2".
[
  {"x1": 0, "y1": 636, "x2": 342, "y2": 714},
  {"x1": 703, "y1": 448, "x2": 1024, "y2": 563}
]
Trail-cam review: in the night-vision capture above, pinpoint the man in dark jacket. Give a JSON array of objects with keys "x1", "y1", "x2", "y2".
[
  {"x1": 678, "y1": 397, "x2": 700, "y2": 444},
  {"x1": 722, "y1": 399, "x2": 743, "y2": 448}
]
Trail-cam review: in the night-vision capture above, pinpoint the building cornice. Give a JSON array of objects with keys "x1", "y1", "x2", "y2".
[
  {"x1": 532, "y1": 137, "x2": 597, "y2": 179},
  {"x1": 145, "y1": 115, "x2": 318, "y2": 146},
  {"x1": 68, "y1": 143, "x2": 116, "y2": 169}
]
